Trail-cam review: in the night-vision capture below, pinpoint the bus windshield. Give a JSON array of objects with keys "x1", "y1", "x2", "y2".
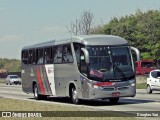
[{"x1": 87, "y1": 46, "x2": 134, "y2": 82}]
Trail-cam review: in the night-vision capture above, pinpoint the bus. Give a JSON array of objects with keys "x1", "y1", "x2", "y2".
[{"x1": 21, "y1": 35, "x2": 140, "y2": 104}]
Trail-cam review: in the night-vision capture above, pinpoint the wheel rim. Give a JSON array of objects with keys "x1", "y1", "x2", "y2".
[
  {"x1": 147, "y1": 86, "x2": 150, "y2": 93},
  {"x1": 72, "y1": 88, "x2": 78, "y2": 102},
  {"x1": 34, "y1": 86, "x2": 38, "y2": 98}
]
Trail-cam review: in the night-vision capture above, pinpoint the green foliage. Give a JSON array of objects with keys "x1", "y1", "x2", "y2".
[
  {"x1": 93, "y1": 9, "x2": 160, "y2": 59},
  {"x1": 0, "y1": 58, "x2": 21, "y2": 72},
  {"x1": 141, "y1": 53, "x2": 152, "y2": 59}
]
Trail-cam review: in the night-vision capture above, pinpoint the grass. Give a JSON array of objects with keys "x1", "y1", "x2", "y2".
[
  {"x1": 0, "y1": 78, "x2": 5, "y2": 83},
  {"x1": 136, "y1": 83, "x2": 146, "y2": 89},
  {"x1": 136, "y1": 75, "x2": 147, "y2": 89},
  {"x1": 0, "y1": 98, "x2": 139, "y2": 120}
]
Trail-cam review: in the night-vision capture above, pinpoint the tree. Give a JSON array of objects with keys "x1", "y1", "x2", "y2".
[
  {"x1": 68, "y1": 19, "x2": 81, "y2": 36},
  {"x1": 0, "y1": 58, "x2": 21, "y2": 72},
  {"x1": 68, "y1": 10, "x2": 94, "y2": 35},
  {"x1": 102, "y1": 9, "x2": 160, "y2": 59}
]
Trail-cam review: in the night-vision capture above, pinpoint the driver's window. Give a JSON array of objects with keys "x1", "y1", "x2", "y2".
[{"x1": 80, "y1": 50, "x2": 87, "y2": 76}]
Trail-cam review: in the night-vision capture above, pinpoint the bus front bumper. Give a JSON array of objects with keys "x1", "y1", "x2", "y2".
[{"x1": 90, "y1": 86, "x2": 136, "y2": 99}]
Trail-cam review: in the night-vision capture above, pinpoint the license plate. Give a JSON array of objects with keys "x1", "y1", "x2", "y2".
[{"x1": 112, "y1": 92, "x2": 120, "y2": 97}]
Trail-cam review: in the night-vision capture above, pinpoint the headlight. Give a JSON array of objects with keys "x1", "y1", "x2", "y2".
[
  {"x1": 93, "y1": 85, "x2": 103, "y2": 89},
  {"x1": 129, "y1": 79, "x2": 136, "y2": 86},
  {"x1": 131, "y1": 83, "x2": 135, "y2": 86}
]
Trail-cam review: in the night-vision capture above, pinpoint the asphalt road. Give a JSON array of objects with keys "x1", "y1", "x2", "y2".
[{"x1": 0, "y1": 84, "x2": 160, "y2": 112}]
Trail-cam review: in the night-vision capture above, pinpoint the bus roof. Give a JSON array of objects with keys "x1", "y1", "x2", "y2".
[{"x1": 22, "y1": 35, "x2": 129, "y2": 50}]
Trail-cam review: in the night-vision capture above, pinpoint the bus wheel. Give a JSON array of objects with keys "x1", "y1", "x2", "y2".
[
  {"x1": 34, "y1": 84, "x2": 42, "y2": 100},
  {"x1": 147, "y1": 85, "x2": 152, "y2": 94},
  {"x1": 34, "y1": 84, "x2": 47, "y2": 100},
  {"x1": 71, "y1": 87, "x2": 79, "y2": 104},
  {"x1": 109, "y1": 98, "x2": 119, "y2": 104}
]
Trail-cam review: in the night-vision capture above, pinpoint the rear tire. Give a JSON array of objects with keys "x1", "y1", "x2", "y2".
[
  {"x1": 34, "y1": 84, "x2": 39, "y2": 100},
  {"x1": 33, "y1": 84, "x2": 45, "y2": 100},
  {"x1": 147, "y1": 85, "x2": 152, "y2": 94},
  {"x1": 109, "y1": 98, "x2": 119, "y2": 104},
  {"x1": 71, "y1": 86, "x2": 80, "y2": 104}
]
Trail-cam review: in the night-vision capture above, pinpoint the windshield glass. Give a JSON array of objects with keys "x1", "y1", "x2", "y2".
[
  {"x1": 141, "y1": 62, "x2": 155, "y2": 68},
  {"x1": 87, "y1": 46, "x2": 134, "y2": 82},
  {"x1": 10, "y1": 76, "x2": 19, "y2": 79}
]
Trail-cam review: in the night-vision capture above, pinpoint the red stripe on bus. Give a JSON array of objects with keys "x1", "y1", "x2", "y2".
[
  {"x1": 94, "y1": 82, "x2": 113, "y2": 87},
  {"x1": 36, "y1": 66, "x2": 45, "y2": 94}
]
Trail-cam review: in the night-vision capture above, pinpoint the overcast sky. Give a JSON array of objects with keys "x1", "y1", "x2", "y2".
[{"x1": 0, "y1": 0, "x2": 160, "y2": 59}]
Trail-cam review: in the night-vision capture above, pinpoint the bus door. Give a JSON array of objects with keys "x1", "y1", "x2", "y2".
[
  {"x1": 80, "y1": 52, "x2": 89, "y2": 98},
  {"x1": 44, "y1": 64, "x2": 56, "y2": 96}
]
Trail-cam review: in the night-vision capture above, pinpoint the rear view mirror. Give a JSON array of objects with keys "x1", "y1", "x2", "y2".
[
  {"x1": 131, "y1": 47, "x2": 140, "y2": 61},
  {"x1": 81, "y1": 48, "x2": 89, "y2": 64}
]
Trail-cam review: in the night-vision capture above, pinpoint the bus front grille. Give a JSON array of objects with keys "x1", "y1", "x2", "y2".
[
  {"x1": 102, "y1": 87, "x2": 115, "y2": 91},
  {"x1": 117, "y1": 86, "x2": 129, "y2": 91}
]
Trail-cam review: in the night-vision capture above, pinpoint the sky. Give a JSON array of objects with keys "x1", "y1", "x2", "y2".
[{"x1": 0, "y1": 0, "x2": 160, "y2": 59}]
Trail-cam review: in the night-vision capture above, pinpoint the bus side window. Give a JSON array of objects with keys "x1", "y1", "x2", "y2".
[
  {"x1": 22, "y1": 50, "x2": 28, "y2": 64},
  {"x1": 44, "y1": 47, "x2": 52, "y2": 64},
  {"x1": 36, "y1": 49, "x2": 44, "y2": 64},
  {"x1": 73, "y1": 43, "x2": 81, "y2": 68},
  {"x1": 53, "y1": 46, "x2": 62, "y2": 63},
  {"x1": 32, "y1": 50, "x2": 36, "y2": 64},
  {"x1": 63, "y1": 44, "x2": 73, "y2": 63},
  {"x1": 28, "y1": 50, "x2": 32, "y2": 64},
  {"x1": 28, "y1": 50, "x2": 35, "y2": 64}
]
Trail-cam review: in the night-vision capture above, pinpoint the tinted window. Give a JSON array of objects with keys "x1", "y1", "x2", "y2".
[
  {"x1": 87, "y1": 46, "x2": 134, "y2": 81},
  {"x1": 63, "y1": 44, "x2": 73, "y2": 63},
  {"x1": 28, "y1": 50, "x2": 36, "y2": 64},
  {"x1": 44, "y1": 47, "x2": 52, "y2": 64},
  {"x1": 22, "y1": 50, "x2": 28, "y2": 64},
  {"x1": 54, "y1": 46, "x2": 62, "y2": 63},
  {"x1": 36, "y1": 49, "x2": 44, "y2": 64},
  {"x1": 141, "y1": 62, "x2": 155, "y2": 68},
  {"x1": 151, "y1": 71, "x2": 160, "y2": 78},
  {"x1": 10, "y1": 76, "x2": 19, "y2": 78}
]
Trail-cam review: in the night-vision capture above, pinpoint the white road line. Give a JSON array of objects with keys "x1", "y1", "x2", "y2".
[{"x1": 0, "y1": 90, "x2": 26, "y2": 95}]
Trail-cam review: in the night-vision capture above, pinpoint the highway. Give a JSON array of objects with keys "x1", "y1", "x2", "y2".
[{"x1": 0, "y1": 84, "x2": 160, "y2": 112}]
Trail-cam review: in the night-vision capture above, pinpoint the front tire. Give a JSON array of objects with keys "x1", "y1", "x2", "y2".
[
  {"x1": 147, "y1": 85, "x2": 152, "y2": 94},
  {"x1": 71, "y1": 86, "x2": 80, "y2": 104},
  {"x1": 9, "y1": 81, "x2": 12, "y2": 85}
]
